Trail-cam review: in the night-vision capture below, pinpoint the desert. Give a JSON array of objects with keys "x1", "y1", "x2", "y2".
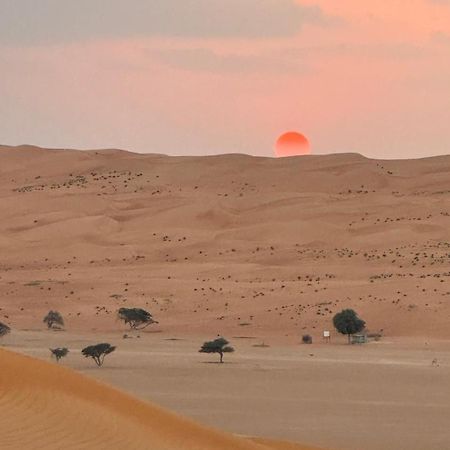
[
  {"x1": 0, "y1": 346, "x2": 320, "y2": 450},
  {"x1": 1, "y1": 145, "x2": 449, "y2": 449}
]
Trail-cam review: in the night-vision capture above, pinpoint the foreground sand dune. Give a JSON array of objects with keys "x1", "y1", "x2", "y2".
[{"x1": 0, "y1": 348, "x2": 321, "y2": 450}]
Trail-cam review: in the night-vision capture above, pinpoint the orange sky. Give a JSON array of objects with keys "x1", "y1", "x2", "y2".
[{"x1": 0, "y1": 1, "x2": 449, "y2": 158}]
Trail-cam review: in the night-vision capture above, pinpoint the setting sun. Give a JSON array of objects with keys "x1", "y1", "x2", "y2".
[{"x1": 275, "y1": 132, "x2": 311, "y2": 157}]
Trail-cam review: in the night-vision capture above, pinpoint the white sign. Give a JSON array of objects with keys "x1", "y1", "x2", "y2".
[{"x1": 323, "y1": 331, "x2": 330, "y2": 338}]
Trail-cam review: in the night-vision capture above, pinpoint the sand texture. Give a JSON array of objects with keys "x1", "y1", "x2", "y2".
[
  {"x1": 0, "y1": 347, "x2": 321, "y2": 450},
  {"x1": 0, "y1": 145, "x2": 449, "y2": 339}
]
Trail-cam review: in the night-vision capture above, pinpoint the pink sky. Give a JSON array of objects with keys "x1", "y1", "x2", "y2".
[{"x1": 1, "y1": 0, "x2": 449, "y2": 158}]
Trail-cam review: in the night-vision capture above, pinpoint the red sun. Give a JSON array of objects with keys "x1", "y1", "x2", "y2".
[{"x1": 275, "y1": 131, "x2": 311, "y2": 157}]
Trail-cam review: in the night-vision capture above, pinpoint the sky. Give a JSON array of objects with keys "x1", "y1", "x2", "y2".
[{"x1": 1, "y1": 1, "x2": 449, "y2": 158}]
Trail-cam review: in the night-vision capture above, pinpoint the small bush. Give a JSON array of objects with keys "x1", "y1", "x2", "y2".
[
  {"x1": 302, "y1": 334, "x2": 313, "y2": 344},
  {"x1": 0, "y1": 322, "x2": 11, "y2": 338},
  {"x1": 50, "y1": 347, "x2": 69, "y2": 362},
  {"x1": 43, "y1": 311, "x2": 64, "y2": 329}
]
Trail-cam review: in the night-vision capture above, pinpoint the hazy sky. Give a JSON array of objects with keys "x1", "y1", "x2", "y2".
[{"x1": 1, "y1": 1, "x2": 449, "y2": 158}]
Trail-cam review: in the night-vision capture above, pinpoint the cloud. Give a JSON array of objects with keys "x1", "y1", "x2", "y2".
[
  {"x1": 0, "y1": 0, "x2": 332, "y2": 45},
  {"x1": 431, "y1": 31, "x2": 450, "y2": 44},
  {"x1": 150, "y1": 48, "x2": 308, "y2": 74}
]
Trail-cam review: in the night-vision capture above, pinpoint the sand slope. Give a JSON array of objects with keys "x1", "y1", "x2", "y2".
[
  {"x1": 0, "y1": 348, "x2": 320, "y2": 450},
  {"x1": 0, "y1": 144, "x2": 449, "y2": 340}
]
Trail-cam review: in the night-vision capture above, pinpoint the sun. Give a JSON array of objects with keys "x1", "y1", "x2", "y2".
[{"x1": 275, "y1": 131, "x2": 311, "y2": 157}]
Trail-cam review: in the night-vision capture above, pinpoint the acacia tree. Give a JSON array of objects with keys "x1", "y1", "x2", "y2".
[
  {"x1": 50, "y1": 347, "x2": 69, "y2": 362},
  {"x1": 199, "y1": 337, "x2": 234, "y2": 363},
  {"x1": 82, "y1": 343, "x2": 116, "y2": 367},
  {"x1": 117, "y1": 308, "x2": 156, "y2": 330},
  {"x1": 43, "y1": 310, "x2": 64, "y2": 330},
  {"x1": 333, "y1": 309, "x2": 366, "y2": 343},
  {"x1": 0, "y1": 321, "x2": 11, "y2": 338}
]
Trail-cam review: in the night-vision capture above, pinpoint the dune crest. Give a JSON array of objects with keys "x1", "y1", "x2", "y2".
[{"x1": 0, "y1": 348, "x2": 320, "y2": 450}]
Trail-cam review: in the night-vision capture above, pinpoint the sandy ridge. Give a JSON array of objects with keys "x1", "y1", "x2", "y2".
[{"x1": 0, "y1": 348, "x2": 321, "y2": 450}]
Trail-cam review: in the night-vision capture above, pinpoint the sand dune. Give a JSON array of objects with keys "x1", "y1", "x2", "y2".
[
  {"x1": 0, "y1": 144, "x2": 449, "y2": 339},
  {"x1": 0, "y1": 348, "x2": 320, "y2": 450}
]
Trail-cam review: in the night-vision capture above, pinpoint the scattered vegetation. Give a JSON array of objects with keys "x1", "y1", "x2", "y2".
[
  {"x1": 82, "y1": 343, "x2": 116, "y2": 367},
  {"x1": 333, "y1": 309, "x2": 366, "y2": 343},
  {"x1": 0, "y1": 322, "x2": 11, "y2": 338},
  {"x1": 117, "y1": 307, "x2": 156, "y2": 330},
  {"x1": 50, "y1": 347, "x2": 69, "y2": 362},
  {"x1": 43, "y1": 310, "x2": 64, "y2": 330},
  {"x1": 199, "y1": 337, "x2": 234, "y2": 363}
]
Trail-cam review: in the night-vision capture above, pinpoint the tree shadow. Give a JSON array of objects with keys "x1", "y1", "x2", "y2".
[{"x1": 200, "y1": 361, "x2": 234, "y2": 365}]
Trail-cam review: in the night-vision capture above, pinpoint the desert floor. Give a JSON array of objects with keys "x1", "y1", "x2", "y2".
[
  {"x1": 4, "y1": 330, "x2": 450, "y2": 450},
  {"x1": 0, "y1": 346, "x2": 319, "y2": 450}
]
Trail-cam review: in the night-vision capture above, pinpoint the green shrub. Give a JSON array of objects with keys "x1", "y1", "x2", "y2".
[
  {"x1": 43, "y1": 310, "x2": 64, "y2": 329},
  {"x1": 333, "y1": 309, "x2": 365, "y2": 343},
  {"x1": 50, "y1": 347, "x2": 69, "y2": 362},
  {"x1": 82, "y1": 343, "x2": 116, "y2": 366},
  {"x1": 199, "y1": 337, "x2": 234, "y2": 363},
  {"x1": 117, "y1": 308, "x2": 156, "y2": 330}
]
